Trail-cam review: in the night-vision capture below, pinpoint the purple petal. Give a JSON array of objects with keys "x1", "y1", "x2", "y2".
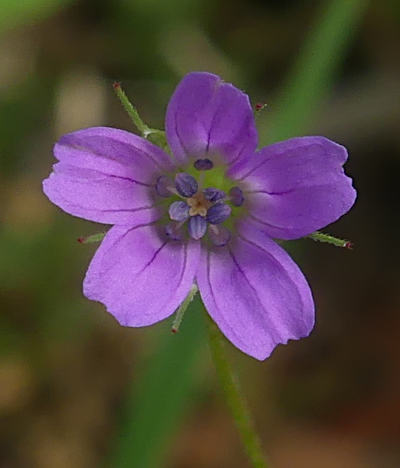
[
  {"x1": 188, "y1": 215, "x2": 207, "y2": 240},
  {"x1": 43, "y1": 162, "x2": 161, "y2": 225},
  {"x1": 169, "y1": 201, "x2": 190, "y2": 221},
  {"x1": 166, "y1": 72, "x2": 257, "y2": 166},
  {"x1": 196, "y1": 220, "x2": 314, "y2": 360},
  {"x1": 175, "y1": 172, "x2": 198, "y2": 198},
  {"x1": 83, "y1": 225, "x2": 200, "y2": 326},
  {"x1": 43, "y1": 127, "x2": 174, "y2": 225},
  {"x1": 53, "y1": 126, "x2": 173, "y2": 184},
  {"x1": 206, "y1": 203, "x2": 231, "y2": 224},
  {"x1": 229, "y1": 137, "x2": 356, "y2": 239}
]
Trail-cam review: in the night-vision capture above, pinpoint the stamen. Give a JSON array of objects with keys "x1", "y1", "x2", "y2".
[
  {"x1": 229, "y1": 186, "x2": 244, "y2": 206},
  {"x1": 166, "y1": 186, "x2": 180, "y2": 196},
  {"x1": 156, "y1": 175, "x2": 174, "y2": 197},
  {"x1": 209, "y1": 225, "x2": 231, "y2": 247},
  {"x1": 175, "y1": 173, "x2": 198, "y2": 198},
  {"x1": 203, "y1": 187, "x2": 226, "y2": 202},
  {"x1": 165, "y1": 222, "x2": 184, "y2": 241},
  {"x1": 188, "y1": 215, "x2": 207, "y2": 240},
  {"x1": 168, "y1": 201, "x2": 190, "y2": 221},
  {"x1": 194, "y1": 158, "x2": 214, "y2": 171},
  {"x1": 206, "y1": 203, "x2": 231, "y2": 224}
]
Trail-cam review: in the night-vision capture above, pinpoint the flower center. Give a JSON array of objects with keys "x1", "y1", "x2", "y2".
[{"x1": 155, "y1": 162, "x2": 245, "y2": 246}]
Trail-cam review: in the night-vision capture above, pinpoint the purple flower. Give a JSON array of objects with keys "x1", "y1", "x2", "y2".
[{"x1": 43, "y1": 72, "x2": 356, "y2": 360}]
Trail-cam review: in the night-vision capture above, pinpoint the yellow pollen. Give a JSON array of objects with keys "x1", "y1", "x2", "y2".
[{"x1": 187, "y1": 192, "x2": 211, "y2": 217}]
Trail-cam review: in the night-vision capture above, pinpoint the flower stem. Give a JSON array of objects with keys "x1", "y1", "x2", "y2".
[{"x1": 206, "y1": 315, "x2": 269, "y2": 468}]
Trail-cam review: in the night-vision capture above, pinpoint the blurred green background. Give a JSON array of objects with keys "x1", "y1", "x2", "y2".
[{"x1": 1, "y1": 0, "x2": 400, "y2": 467}]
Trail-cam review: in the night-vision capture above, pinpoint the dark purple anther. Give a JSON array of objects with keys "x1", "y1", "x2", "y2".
[
  {"x1": 165, "y1": 223, "x2": 183, "y2": 241},
  {"x1": 175, "y1": 172, "x2": 198, "y2": 197},
  {"x1": 168, "y1": 201, "x2": 190, "y2": 221},
  {"x1": 188, "y1": 215, "x2": 207, "y2": 240},
  {"x1": 203, "y1": 187, "x2": 226, "y2": 202},
  {"x1": 156, "y1": 175, "x2": 173, "y2": 197},
  {"x1": 194, "y1": 158, "x2": 214, "y2": 171},
  {"x1": 209, "y1": 225, "x2": 231, "y2": 247},
  {"x1": 229, "y1": 186, "x2": 244, "y2": 206},
  {"x1": 206, "y1": 203, "x2": 231, "y2": 224}
]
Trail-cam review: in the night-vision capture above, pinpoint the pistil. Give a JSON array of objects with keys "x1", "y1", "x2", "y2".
[{"x1": 187, "y1": 191, "x2": 211, "y2": 217}]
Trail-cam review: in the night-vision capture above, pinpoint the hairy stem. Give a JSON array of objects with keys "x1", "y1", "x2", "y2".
[{"x1": 206, "y1": 316, "x2": 269, "y2": 468}]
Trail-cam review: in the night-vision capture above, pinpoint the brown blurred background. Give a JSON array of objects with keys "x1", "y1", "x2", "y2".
[{"x1": 1, "y1": 1, "x2": 399, "y2": 467}]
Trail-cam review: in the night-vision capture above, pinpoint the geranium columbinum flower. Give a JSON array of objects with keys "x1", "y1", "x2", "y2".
[{"x1": 43, "y1": 72, "x2": 356, "y2": 360}]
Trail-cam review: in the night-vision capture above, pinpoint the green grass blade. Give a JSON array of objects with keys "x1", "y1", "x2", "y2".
[
  {"x1": 262, "y1": 0, "x2": 369, "y2": 144},
  {"x1": 109, "y1": 297, "x2": 205, "y2": 468}
]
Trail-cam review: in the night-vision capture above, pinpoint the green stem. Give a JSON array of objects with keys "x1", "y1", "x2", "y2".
[{"x1": 206, "y1": 316, "x2": 269, "y2": 468}]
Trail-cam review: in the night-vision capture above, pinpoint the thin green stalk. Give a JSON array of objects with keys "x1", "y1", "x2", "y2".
[{"x1": 206, "y1": 316, "x2": 269, "y2": 468}]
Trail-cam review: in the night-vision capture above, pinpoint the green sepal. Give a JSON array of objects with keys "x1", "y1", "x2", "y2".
[
  {"x1": 308, "y1": 231, "x2": 353, "y2": 249},
  {"x1": 77, "y1": 232, "x2": 106, "y2": 244},
  {"x1": 113, "y1": 82, "x2": 168, "y2": 150},
  {"x1": 171, "y1": 284, "x2": 198, "y2": 333},
  {"x1": 146, "y1": 129, "x2": 169, "y2": 152}
]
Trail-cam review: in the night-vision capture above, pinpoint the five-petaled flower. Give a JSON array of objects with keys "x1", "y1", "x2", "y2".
[{"x1": 43, "y1": 72, "x2": 356, "y2": 360}]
